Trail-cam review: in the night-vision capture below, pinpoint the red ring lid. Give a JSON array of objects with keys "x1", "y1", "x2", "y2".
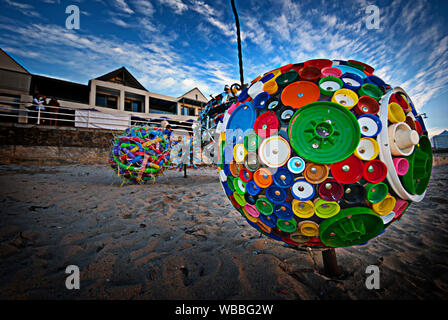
[
  {"x1": 254, "y1": 111, "x2": 280, "y2": 137},
  {"x1": 330, "y1": 155, "x2": 364, "y2": 184},
  {"x1": 415, "y1": 121, "x2": 423, "y2": 135},
  {"x1": 239, "y1": 168, "x2": 253, "y2": 183},
  {"x1": 304, "y1": 59, "x2": 332, "y2": 70},
  {"x1": 318, "y1": 179, "x2": 344, "y2": 201},
  {"x1": 299, "y1": 66, "x2": 321, "y2": 82},
  {"x1": 363, "y1": 160, "x2": 388, "y2": 183}
]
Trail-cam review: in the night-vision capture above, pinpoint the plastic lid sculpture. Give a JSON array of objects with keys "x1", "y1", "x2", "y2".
[
  {"x1": 216, "y1": 59, "x2": 432, "y2": 249},
  {"x1": 109, "y1": 126, "x2": 172, "y2": 184}
]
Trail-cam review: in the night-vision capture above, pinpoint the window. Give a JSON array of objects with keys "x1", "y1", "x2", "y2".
[
  {"x1": 96, "y1": 93, "x2": 117, "y2": 109},
  {"x1": 124, "y1": 92, "x2": 145, "y2": 113}
]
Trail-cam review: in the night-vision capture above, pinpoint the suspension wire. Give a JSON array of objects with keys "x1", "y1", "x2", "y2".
[{"x1": 230, "y1": 0, "x2": 245, "y2": 88}]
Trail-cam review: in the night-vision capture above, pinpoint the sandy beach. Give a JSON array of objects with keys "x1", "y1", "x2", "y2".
[{"x1": 0, "y1": 164, "x2": 447, "y2": 300}]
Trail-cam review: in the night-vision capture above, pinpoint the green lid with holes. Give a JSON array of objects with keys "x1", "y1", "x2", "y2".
[
  {"x1": 358, "y1": 83, "x2": 383, "y2": 101},
  {"x1": 288, "y1": 101, "x2": 360, "y2": 164},
  {"x1": 255, "y1": 197, "x2": 274, "y2": 215},
  {"x1": 277, "y1": 218, "x2": 298, "y2": 233},
  {"x1": 402, "y1": 135, "x2": 433, "y2": 195},
  {"x1": 276, "y1": 70, "x2": 299, "y2": 87},
  {"x1": 365, "y1": 182, "x2": 388, "y2": 204},
  {"x1": 227, "y1": 176, "x2": 235, "y2": 192},
  {"x1": 244, "y1": 132, "x2": 260, "y2": 153},
  {"x1": 319, "y1": 207, "x2": 384, "y2": 247}
]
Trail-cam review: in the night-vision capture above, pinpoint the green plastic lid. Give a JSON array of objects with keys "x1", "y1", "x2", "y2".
[
  {"x1": 244, "y1": 132, "x2": 260, "y2": 153},
  {"x1": 365, "y1": 182, "x2": 388, "y2": 204},
  {"x1": 256, "y1": 197, "x2": 274, "y2": 215},
  {"x1": 319, "y1": 207, "x2": 384, "y2": 247},
  {"x1": 358, "y1": 83, "x2": 383, "y2": 101},
  {"x1": 277, "y1": 218, "x2": 298, "y2": 233},
  {"x1": 233, "y1": 192, "x2": 247, "y2": 207},
  {"x1": 402, "y1": 135, "x2": 433, "y2": 195},
  {"x1": 314, "y1": 199, "x2": 340, "y2": 219},
  {"x1": 227, "y1": 176, "x2": 235, "y2": 192},
  {"x1": 275, "y1": 70, "x2": 299, "y2": 87},
  {"x1": 318, "y1": 76, "x2": 343, "y2": 96},
  {"x1": 288, "y1": 101, "x2": 361, "y2": 164},
  {"x1": 233, "y1": 177, "x2": 247, "y2": 195}
]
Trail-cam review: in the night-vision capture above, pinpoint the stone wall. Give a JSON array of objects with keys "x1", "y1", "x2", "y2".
[{"x1": 0, "y1": 123, "x2": 116, "y2": 165}]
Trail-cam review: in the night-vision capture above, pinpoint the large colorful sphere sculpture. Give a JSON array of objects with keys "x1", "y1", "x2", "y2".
[
  {"x1": 216, "y1": 59, "x2": 433, "y2": 249},
  {"x1": 109, "y1": 126, "x2": 172, "y2": 184}
]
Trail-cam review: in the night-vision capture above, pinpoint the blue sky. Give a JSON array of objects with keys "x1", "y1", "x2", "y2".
[{"x1": 0, "y1": 0, "x2": 447, "y2": 135}]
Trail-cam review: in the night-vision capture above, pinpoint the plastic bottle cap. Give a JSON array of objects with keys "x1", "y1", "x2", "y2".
[
  {"x1": 226, "y1": 102, "x2": 257, "y2": 133},
  {"x1": 248, "y1": 81, "x2": 265, "y2": 99},
  {"x1": 253, "y1": 92, "x2": 271, "y2": 109},
  {"x1": 304, "y1": 163, "x2": 329, "y2": 184},
  {"x1": 263, "y1": 80, "x2": 279, "y2": 95},
  {"x1": 358, "y1": 114, "x2": 382, "y2": 137},
  {"x1": 287, "y1": 157, "x2": 306, "y2": 174},
  {"x1": 342, "y1": 183, "x2": 366, "y2": 204},
  {"x1": 258, "y1": 135, "x2": 291, "y2": 168},
  {"x1": 319, "y1": 207, "x2": 384, "y2": 247},
  {"x1": 318, "y1": 179, "x2": 344, "y2": 201},
  {"x1": 277, "y1": 218, "x2": 297, "y2": 233},
  {"x1": 288, "y1": 102, "x2": 360, "y2": 164},
  {"x1": 314, "y1": 199, "x2": 341, "y2": 219},
  {"x1": 358, "y1": 83, "x2": 383, "y2": 101},
  {"x1": 292, "y1": 199, "x2": 315, "y2": 218},
  {"x1": 298, "y1": 221, "x2": 319, "y2": 237},
  {"x1": 266, "y1": 186, "x2": 287, "y2": 204},
  {"x1": 321, "y1": 67, "x2": 343, "y2": 78},
  {"x1": 363, "y1": 160, "x2": 387, "y2": 183},
  {"x1": 273, "y1": 167, "x2": 295, "y2": 188},
  {"x1": 254, "y1": 111, "x2": 280, "y2": 138},
  {"x1": 244, "y1": 204, "x2": 260, "y2": 218},
  {"x1": 365, "y1": 182, "x2": 388, "y2": 204},
  {"x1": 246, "y1": 180, "x2": 261, "y2": 196},
  {"x1": 330, "y1": 155, "x2": 364, "y2": 184},
  {"x1": 341, "y1": 72, "x2": 363, "y2": 91},
  {"x1": 244, "y1": 132, "x2": 260, "y2": 153},
  {"x1": 372, "y1": 194, "x2": 396, "y2": 216},
  {"x1": 331, "y1": 88, "x2": 359, "y2": 109},
  {"x1": 291, "y1": 179, "x2": 315, "y2": 201},
  {"x1": 393, "y1": 157, "x2": 409, "y2": 176},
  {"x1": 239, "y1": 168, "x2": 253, "y2": 183},
  {"x1": 299, "y1": 66, "x2": 321, "y2": 82},
  {"x1": 393, "y1": 199, "x2": 409, "y2": 220},
  {"x1": 233, "y1": 144, "x2": 247, "y2": 163},
  {"x1": 319, "y1": 76, "x2": 343, "y2": 96},
  {"x1": 281, "y1": 81, "x2": 320, "y2": 109},
  {"x1": 258, "y1": 210, "x2": 277, "y2": 228},
  {"x1": 354, "y1": 137, "x2": 379, "y2": 161},
  {"x1": 381, "y1": 211, "x2": 395, "y2": 225},
  {"x1": 275, "y1": 70, "x2": 299, "y2": 87},
  {"x1": 274, "y1": 204, "x2": 294, "y2": 220},
  {"x1": 233, "y1": 192, "x2": 247, "y2": 207},
  {"x1": 355, "y1": 96, "x2": 379, "y2": 115},
  {"x1": 388, "y1": 102, "x2": 406, "y2": 123},
  {"x1": 333, "y1": 65, "x2": 367, "y2": 79},
  {"x1": 255, "y1": 197, "x2": 274, "y2": 216},
  {"x1": 304, "y1": 59, "x2": 332, "y2": 70},
  {"x1": 253, "y1": 168, "x2": 273, "y2": 188},
  {"x1": 233, "y1": 177, "x2": 247, "y2": 195},
  {"x1": 229, "y1": 160, "x2": 243, "y2": 177}
]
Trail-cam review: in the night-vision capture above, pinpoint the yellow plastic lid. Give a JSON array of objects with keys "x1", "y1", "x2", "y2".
[
  {"x1": 331, "y1": 88, "x2": 359, "y2": 109},
  {"x1": 292, "y1": 199, "x2": 315, "y2": 218},
  {"x1": 372, "y1": 194, "x2": 397, "y2": 216},
  {"x1": 298, "y1": 221, "x2": 320, "y2": 237}
]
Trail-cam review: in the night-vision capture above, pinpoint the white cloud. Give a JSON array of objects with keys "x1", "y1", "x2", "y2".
[{"x1": 158, "y1": 0, "x2": 188, "y2": 14}]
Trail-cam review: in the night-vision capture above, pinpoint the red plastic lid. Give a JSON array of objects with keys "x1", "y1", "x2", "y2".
[
  {"x1": 280, "y1": 64, "x2": 294, "y2": 73},
  {"x1": 281, "y1": 81, "x2": 320, "y2": 109},
  {"x1": 318, "y1": 179, "x2": 344, "y2": 201},
  {"x1": 348, "y1": 60, "x2": 375, "y2": 75},
  {"x1": 363, "y1": 160, "x2": 388, "y2": 183},
  {"x1": 390, "y1": 93, "x2": 411, "y2": 112},
  {"x1": 254, "y1": 111, "x2": 280, "y2": 137},
  {"x1": 354, "y1": 96, "x2": 379, "y2": 115},
  {"x1": 239, "y1": 168, "x2": 253, "y2": 183},
  {"x1": 330, "y1": 155, "x2": 364, "y2": 184},
  {"x1": 299, "y1": 66, "x2": 321, "y2": 82},
  {"x1": 321, "y1": 67, "x2": 343, "y2": 78},
  {"x1": 415, "y1": 120, "x2": 423, "y2": 135},
  {"x1": 304, "y1": 237, "x2": 325, "y2": 246},
  {"x1": 304, "y1": 59, "x2": 332, "y2": 70},
  {"x1": 228, "y1": 194, "x2": 241, "y2": 209}
]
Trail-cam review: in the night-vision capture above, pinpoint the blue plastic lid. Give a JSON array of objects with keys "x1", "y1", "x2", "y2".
[
  {"x1": 341, "y1": 72, "x2": 364, "y2": 91},
  {"x1": 333, "y1": 65, "x2": 367, "y2": 79},
  {"x1": 221, "y1": 181, "x2": 233, "y2": 196},
  {"x1": 259, "y1": 212, "x2": 277, "y2": 228},
  {"x1": 224, "y1": 145, "x2": 234, "y2": 164},
  {"x1": 261, "y1": 73, "x2": 275, "y2": 83},
  {"x1": 266, "y1": 185, "x2": 287, "y2": 204},
  {"x1": 226, "y1": 102, "x2": 257, "y2": 134},
  {"x1": 274, "y1": 203, "x2": 294, "y2": 220},
  {"x1": 253, "y1": 92, "x2": 271, "y2": 109},
  {"x1": 238, "y1": 87, "x2": 249, "y2": 102},
  {"x1": 223, "y1": 163, "x2": 232, "y2": 177},
  {"x1": 273, "y1": 167, "x2": 295, "y2": 188},
  {"x1": 358, "y1": 114, "x2": 382, "y2": 137},
  {"x1": 245, "y1": 193, "x2": 257, "y2": 205},
  {"x1": 246, "y1": 180, "x2": 261, "y2": 196},
  {"x1": 365, "y1": 75, "x2": 386, "y2": 88}
]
